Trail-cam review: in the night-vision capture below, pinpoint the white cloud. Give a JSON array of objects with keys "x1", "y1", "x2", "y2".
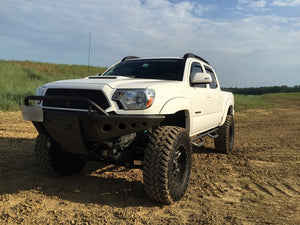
[
  {"x1": 251, "y1": 0, "x2": 267, "y2": 8},
  {"x1": 238, "y1": 0, "x2": 267, "y2": 9},
  {"x1": 0, "y1": 0, "x2": 299, "y2": 87},
  {"x1": 271, "y1": 0, "x2": 300, "y2": 6}
]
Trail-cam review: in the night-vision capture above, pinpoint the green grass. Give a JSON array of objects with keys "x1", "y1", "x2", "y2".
[
  {"x1": 234, "y1": 94, "x2": 271, "y2": 111},
  {"x1": 234, "y1": 92, "x2": 300, "y2": 111},
  {"x1": 0, "y1": 60, "x2": 107, "y2": 111},
  {"x1": 263, "y1": 92, "x2": 300, "y2": 101}
]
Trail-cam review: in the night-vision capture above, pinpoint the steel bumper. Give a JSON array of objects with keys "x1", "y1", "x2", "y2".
[{"x1": 22, "y1": 95, "x2": 165, "y2": 155}]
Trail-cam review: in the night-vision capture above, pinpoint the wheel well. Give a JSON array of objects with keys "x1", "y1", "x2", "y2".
[
  {"x1": 161, "y1": 110, "x2": 187, "y2": 129},
  {"x1": 227, "y1": 106, "x2": 234, "y2": 115}
]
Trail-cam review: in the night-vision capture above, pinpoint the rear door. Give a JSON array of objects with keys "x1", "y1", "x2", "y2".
[{"x1": 204, "y1": 66, "x2": 223, "y2": 126}]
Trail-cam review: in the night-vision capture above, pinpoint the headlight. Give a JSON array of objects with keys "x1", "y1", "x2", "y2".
[
  {"x1": 112, "y1": 89, "x2": 155, "y2": 110},
  {"x1": 36, "y1": 86, "x2": 47, "y2": 96},
  {"x1": 35, "y1": 86, "x2": 47, "y2": 105}
]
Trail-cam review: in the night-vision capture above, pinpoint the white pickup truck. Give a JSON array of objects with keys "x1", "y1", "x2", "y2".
[{"x1": 22, "y1": 53, "x2": 234, "y2": 204}]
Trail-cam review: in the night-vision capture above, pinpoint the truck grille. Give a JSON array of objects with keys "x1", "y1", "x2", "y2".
[{"x1": 43, "y1": 89, "x2": 110, "y2": 110}]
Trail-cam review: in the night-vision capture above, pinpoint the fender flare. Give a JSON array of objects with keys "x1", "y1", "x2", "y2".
[
  {"x1": 159, "y1": 97, "x2": 191, "y2": 132},
  {"x1": 220, "y1": 99, "x2": 234, "y2": 126},
  {"x1": 159, "y1": 97, "x2": 190, "y2": 115}
]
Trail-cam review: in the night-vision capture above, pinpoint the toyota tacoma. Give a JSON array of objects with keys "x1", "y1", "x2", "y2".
[{"x1": 22, "y1": 53, "x2": 234, "y2": 204}]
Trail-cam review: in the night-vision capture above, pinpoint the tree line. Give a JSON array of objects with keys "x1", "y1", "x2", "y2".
[{"x1": 222, "y1": 85, "x2": 300, "y2": 95}]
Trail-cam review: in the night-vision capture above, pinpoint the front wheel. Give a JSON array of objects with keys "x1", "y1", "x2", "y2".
[
  {"x1": 143, "y1": 126, "x2": 192, "y2": 204},
  {"x1": 214, "y1": 115, "x2": 234, "y2": 154},
  {"x1": 35, "y1": 135, "x2": 86, "y2": 176}
]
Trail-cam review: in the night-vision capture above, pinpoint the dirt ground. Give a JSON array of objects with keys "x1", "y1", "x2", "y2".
[{"x1": 0, "y1": 98, "x2": 299, "y2": 224}]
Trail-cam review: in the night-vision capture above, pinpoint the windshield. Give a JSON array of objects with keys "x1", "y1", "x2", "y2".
[{"x1": 102, "y1": 59, "x2": 185, "y2": 81}]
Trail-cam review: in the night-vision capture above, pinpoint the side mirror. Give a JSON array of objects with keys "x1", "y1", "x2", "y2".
[{"x1": 191, "y1": 72, "x2": 212, "y2": 84}]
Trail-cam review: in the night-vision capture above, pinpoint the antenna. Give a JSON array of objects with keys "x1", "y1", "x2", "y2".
[{"x1": 88, "y1": 31, "x2": 92, "y2": 72}]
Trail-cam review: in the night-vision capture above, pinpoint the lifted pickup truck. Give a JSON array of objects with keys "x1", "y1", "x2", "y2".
[{"x1": 22, "y1": 53, "x2": 234, "y2": 204}]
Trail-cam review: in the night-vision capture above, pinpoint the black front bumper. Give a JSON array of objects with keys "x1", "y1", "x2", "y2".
[{"x1": 23, "y1": 95, "x2": 165, "y2": 155}]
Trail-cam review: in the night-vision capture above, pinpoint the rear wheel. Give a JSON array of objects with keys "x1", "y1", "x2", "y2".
[
  {"x1": 35, "y1": 134, "x2": 86, "y2": 176},
  {"x1": 214, "y1": 115, "x2": 234, "y2": 154},
  {"x1": 143, "y1": 126, "x2": 192, "y2": 204}
]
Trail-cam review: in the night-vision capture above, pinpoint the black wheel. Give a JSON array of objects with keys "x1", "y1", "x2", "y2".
[
  {"x1": 143, "y1": 126, "x2": 192, "y2": 204},
  {"x1": 214, "y1": 115, "x2": 234, "y2": 154},
  {"x1": 35, "y1": 134, "x2": 86, "y2": 176}
]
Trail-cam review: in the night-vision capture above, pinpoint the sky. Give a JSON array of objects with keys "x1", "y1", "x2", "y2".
[{"x1": 1, "y1": 0, "x2": 300, "y2": 87}]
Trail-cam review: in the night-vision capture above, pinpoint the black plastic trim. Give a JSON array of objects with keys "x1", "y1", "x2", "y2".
[
  {"x1": 183, "y1": 53, "x2": 210, "y2": 65},
  {"x1": 121, "y1": 56, "x2": 139, "y2": 62}
]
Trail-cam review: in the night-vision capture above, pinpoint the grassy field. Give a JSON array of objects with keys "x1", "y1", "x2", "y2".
[
  {"x1": 234, "y1": 94, "x2": 270, "y2": 111},
  {"x1": 234, "y1": 92, "x2": 300, "y2": 111},
  {"x1": 0, "y1": 60, "x2": 107, "y2": 110},
  {"x1": 0, "y1": 59, "x2": 299, "y2": 111}
]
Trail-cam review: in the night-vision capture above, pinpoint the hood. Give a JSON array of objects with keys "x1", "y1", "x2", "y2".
[{"x1": 45, "y1": 76, "x2": 179, "y2": 90}]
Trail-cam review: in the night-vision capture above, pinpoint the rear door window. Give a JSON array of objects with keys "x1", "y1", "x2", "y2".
[{"x1": 205, "y1": 66, "x2": 218, "y2": 89}]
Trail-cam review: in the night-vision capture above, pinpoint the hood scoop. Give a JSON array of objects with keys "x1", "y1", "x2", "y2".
[{"x1": 88, "y1": 76, "x2": 117, "y2": 79}]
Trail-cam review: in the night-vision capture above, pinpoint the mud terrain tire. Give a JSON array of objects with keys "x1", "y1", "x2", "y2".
[
  {"x1": 214, "y1": 115, "x2": 234, "y2": 154},
  {"x1": 35, "y1": 135, "x2": 86, "y2": 176},
  {"x1": 143, "y1": 126, "x2": 192, "y2": 204}
]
